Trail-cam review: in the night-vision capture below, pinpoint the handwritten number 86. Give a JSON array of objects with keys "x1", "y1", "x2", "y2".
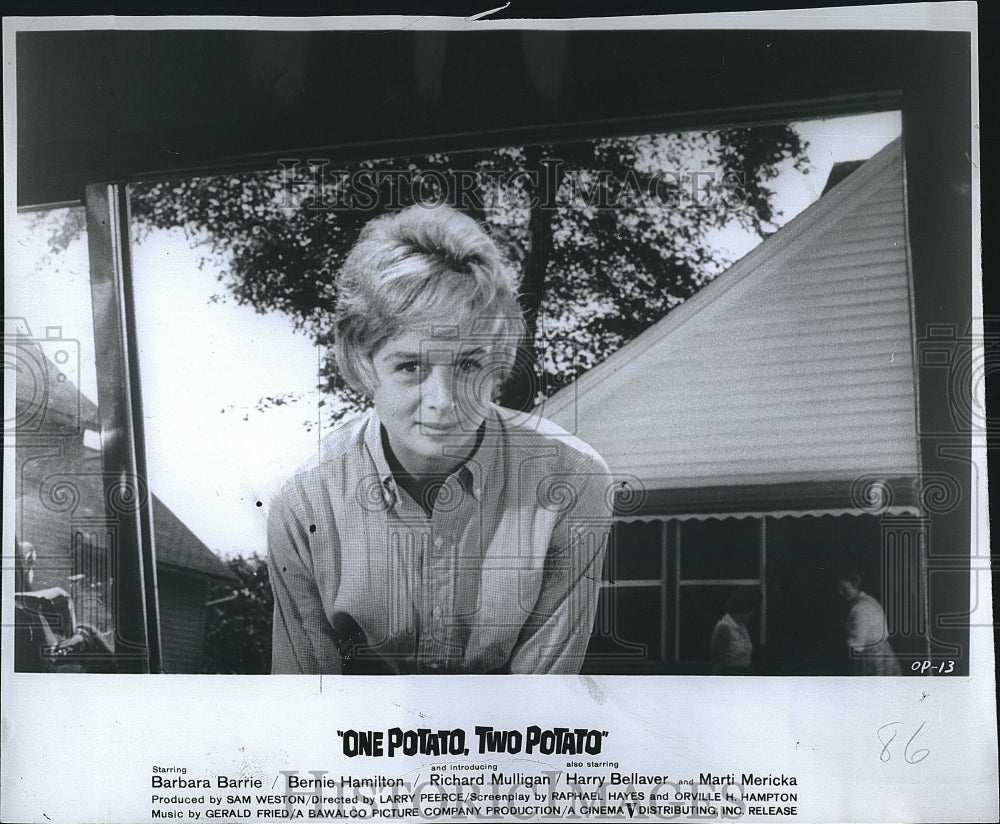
[{"x1": 877, "y1": 721, "x2": 929, "y2": 764}]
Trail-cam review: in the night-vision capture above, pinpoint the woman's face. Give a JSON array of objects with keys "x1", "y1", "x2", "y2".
[{"x1": 371, "y1": 327, "x2": 499, "y2": 476}]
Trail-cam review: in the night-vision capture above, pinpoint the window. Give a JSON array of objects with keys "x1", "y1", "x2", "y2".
[
  {"x1": 586, "y1": 520, "x2": 667, "y2": 671},
  {"x1": 10, "y1": 207, "x2": 123, "y2": 672}
]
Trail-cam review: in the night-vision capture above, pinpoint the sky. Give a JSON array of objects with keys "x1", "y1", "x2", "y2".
[{"x1": 8, "y1": 110, "x2": 902, "y2": 559}]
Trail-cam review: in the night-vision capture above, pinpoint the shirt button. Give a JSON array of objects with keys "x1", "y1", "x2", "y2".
[{"x1": 434, "y1": 536, "x2": 443, "y2": 548}]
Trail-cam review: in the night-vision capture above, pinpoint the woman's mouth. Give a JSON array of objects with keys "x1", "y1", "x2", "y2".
[{"x1": 419, "y1": 421, "x2": 459, "y2": 434}]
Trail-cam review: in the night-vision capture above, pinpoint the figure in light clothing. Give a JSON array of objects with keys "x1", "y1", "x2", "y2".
[
  {"x1": 837, "y1": 572, "x2": 901, "y2": 676},
  {"x1": 710, "y1": 587, "x2": 759, "y2": 675}
]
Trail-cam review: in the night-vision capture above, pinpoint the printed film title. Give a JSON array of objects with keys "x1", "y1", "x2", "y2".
[{"x1": 337, "y1": 727, "x2": 608, "y2": 757}]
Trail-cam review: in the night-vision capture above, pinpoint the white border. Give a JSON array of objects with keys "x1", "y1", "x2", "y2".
[{"x1": 3, "y1": 6, "x2": 993, "y2": 824}]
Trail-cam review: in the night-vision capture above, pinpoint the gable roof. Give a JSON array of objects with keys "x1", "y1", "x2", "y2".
[
  {"x1": 13, "y1": 336, "x2": 98, "y2": 435},
  {"x1": 538, "y1": 138, "x2": 919, "y2": 514},
  {"x1": 151, "y1": 494, "x2": 234, "y2": 580},
  {"x1": 16, "y1": 450, "x2": 235, "y2": 583}
]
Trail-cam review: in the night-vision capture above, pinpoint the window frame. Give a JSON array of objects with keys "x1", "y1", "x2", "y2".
[{"x1": 29, "y1": 62, "x2": 962, "y2": 673}]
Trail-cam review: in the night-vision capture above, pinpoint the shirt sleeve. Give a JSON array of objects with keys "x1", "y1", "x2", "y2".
[
  {"x1": 507, "y1": 461, "x2": 613, "y2": 675},
  {"x1": 267, "y1": 484, "x2": 342, "y2": 674}
]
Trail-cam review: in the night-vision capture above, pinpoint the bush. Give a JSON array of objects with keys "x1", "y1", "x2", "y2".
[{"x1": 204, "y1": 553, "x2": 273, "y2": 674}]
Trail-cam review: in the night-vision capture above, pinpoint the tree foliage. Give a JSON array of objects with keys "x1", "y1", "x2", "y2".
[{"x1": 46, "y1": 125, "x2": 808, "y2": 417}]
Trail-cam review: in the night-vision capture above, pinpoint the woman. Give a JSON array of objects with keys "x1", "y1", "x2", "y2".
[{"x1": 268, "y1": 204, "x2": 614, "y2": 675}]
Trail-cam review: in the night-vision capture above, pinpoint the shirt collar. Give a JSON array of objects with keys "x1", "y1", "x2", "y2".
[
  {"x1": 362, "y1": 408, "x2": 399, "y2": 511},
  {"x1": 363, "y1": 408, "x2": 395, "y2": 485},
  {"x1": 362, "y1": 406, "x2": 505, "y2": 508},
  {"x1": 458, "y1": 407, "x2": 505, "y2": 501}
]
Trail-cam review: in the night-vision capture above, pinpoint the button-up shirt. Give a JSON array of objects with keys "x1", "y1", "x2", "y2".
[{"x1": 268, "y1": 406, "x2": 613, "y2": 674}]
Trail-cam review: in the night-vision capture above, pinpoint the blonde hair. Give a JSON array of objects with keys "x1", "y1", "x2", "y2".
[{"x1": 333, "y1": 205, "x2": 526, "y2": 396}]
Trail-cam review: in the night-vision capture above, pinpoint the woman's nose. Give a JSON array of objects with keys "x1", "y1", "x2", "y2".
[{"x1": 422, "y1": 366, "x2": 456, "y2": 411}]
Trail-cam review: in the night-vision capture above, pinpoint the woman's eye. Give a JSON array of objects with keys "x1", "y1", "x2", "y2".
[
  {"x1": 459, "y1": 358, "x2": 484, "y2": 373},
  {"x1": 398, "y1": 361, "x2": 422, "y2": 375}
]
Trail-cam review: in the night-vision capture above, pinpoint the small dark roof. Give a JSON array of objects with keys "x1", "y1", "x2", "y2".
[{"x1": 821, "y1": 159, "x2": 867, "y2": 195}]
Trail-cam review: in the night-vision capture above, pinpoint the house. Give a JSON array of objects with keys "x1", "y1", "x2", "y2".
[
  {"x1": 537, "y1": 138, "x2": 929, "y2": 674},
  {"x1": 13, "y1": 342, "x2": 236, "y2": 673}
]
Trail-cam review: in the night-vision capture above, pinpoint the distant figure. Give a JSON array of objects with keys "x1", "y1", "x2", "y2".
[
  {"x1": 836, "y1": 572, "x2": 901, "y2": 675},
  {"x1": 711, "y1": 587, "x2": 759, "y2": 675}
]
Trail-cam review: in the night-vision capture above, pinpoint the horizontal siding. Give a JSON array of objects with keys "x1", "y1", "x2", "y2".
[
  {"x1": 636, "y1": 467, "x2": 917, "y2": 489},
  {"x1": 591, "y1": 406, "x2": 915, "y2": 437},
  {"x1": 663, "y1": 348, "x2": 914, "y2": 376},
  {"x1": 603, "y1": 444, "x2": 917, "y2": 474},
  {"x1": 758, "y1": 261, "x2": 910, "y2": 289},
  {"x1": 550, "y1": 143, "x2": 919, "y2": 489},
  {"x1": 662, "y1": 338, "x2": 912, "y2": 369},
  {"x1": 768, "y1": 280, "x2": 909, "y2": 304},
  {"x1": 605, "y1": 442, "x2": 915, "y2": 470},
  {"x1": 834, "y1": 205, "x2": 906, "y2": 229},
  {"x1": 746, "y1": 285, "x2": 909, "y2": 311},
  {"x1": 797, "y1": 248, "x2": 907, "y2": 270},
  {"x1": 616, "y1": 443, "x2": 919, "y2": 468}
]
